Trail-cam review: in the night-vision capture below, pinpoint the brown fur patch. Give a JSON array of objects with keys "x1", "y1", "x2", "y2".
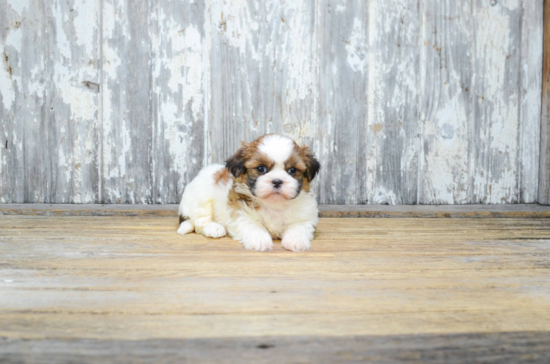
[
  {"x1": 228, "y1": 184, "x2": 258, "y2": 212},
  {"x1": 302, "y1": 178, "x2": 310, "y2": 192},
  {"x1": 232, "y1": 173, "x2": 261, "y2": 201},
  {"x1": 244, "y1": 152, "x2": 275, "y2": 170},
  {"x1": 284, "y1": 152, "x2": 307, "y2": 172},
  {"x1": 214, "y1": 168, "x2": 230, "y2": 185},
  {"x1": 239, "y1": 134, "x2": 269, "y2": 160},
  {"x1": 280, "y1": 150, "x2": 309, "y2": 192},
  {"x1": 297, "y1": 144, "x2": 320, "y2": 183},
  {"x1": 234, "y1": 173, "x2": 247, "y2": 184},
  {"x1": 226, "y1": 135, "x2": 270, "y2": 178}
]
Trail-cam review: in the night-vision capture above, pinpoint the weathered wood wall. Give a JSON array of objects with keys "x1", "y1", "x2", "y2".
[
  {"x1": 540, "y1": 0, "x2": 550, "y2": 205},
  {"x1": 0, "y1": 0, "x2": 545, "y2": 205}
]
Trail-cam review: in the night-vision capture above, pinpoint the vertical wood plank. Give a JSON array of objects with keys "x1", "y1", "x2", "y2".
[
  {"x1": 0, "y1": 0, "x2": 26, "y2": 202},
  {"x1": 150, "y1": 0, "x2": 206, "y2": 204},
  {"x1": 101, "y1": 0, "x2": 153, "y2": 203},
  {"x1": 418, "y1": 0, "x2": 472, "y2": 204},
  {"x1": 208, "y1": 0, "x2": 317, "y2": 165},
  {"x1": 49, "y1": 0, "x2": 101, "y2": 203},
  {"x1": 470, "y1": 0, "x2": 522, "y2": 204},
  {"x1": 366, "y1": 0, "x2": 421, "y2": 205},
  {"x1": 540, "y1": 0, "x2": 550, "y2": 205},
  {"x1": 317, "y1": 0, "x2": 368, "y2": 204},
  {"x1": 519, "y1": 0, "x2": 543, "y2": 203},
  {"x1": 0, "y1": 0, "x2": 50, "y2": 203}
]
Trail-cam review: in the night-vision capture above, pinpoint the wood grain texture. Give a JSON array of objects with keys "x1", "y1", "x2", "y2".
[
  {"x1": 317, "y1": 0, "x2": 368, "y2": 204},
  {"x1": 0, "y1": 0, "x2": 546, "y2": 205},
  {"x1": 150, "y1": 0, "x2": 206, "y2": 204},
  {"x1": 366, "y1": 0, "x2": 420, "y2": 205},
  {"x1": 0, "y1": 0, "x2": 101, "y2": 204},
  {"x1": 519, "y1": 0, "x2": 543, "y2": 203},
  {"x1": 0, "y1": 215, "x2": 549, "y2": 361},
  {"x1": 0, "y1": 0, "x2": 28, "y2": 203},
  {"x1": 1, "y1": 0, "x2": 49, "y2": 203},
  {"x1": 208, "y1": 0, "x2": 318, "y2": 164},
  {"x1": 2, "y1": 203, "x2": 550, "y2": 218},
  {"x1": 101, "y1": 0, "x2": 153, "y2": 203},
  {"x1": 2, "y1": 333, "x2": 550, "y2": 364},
  {"x1": 471, "y1": 0, "x2": 522, "y2": 204},
  {"x1": 540, "y1": 0, "x2": 550, "y2": 205},
  {"x1": 49, "y1": 0, "x2": 101, "y2": 203},
  {"x1": 418, "y1": 0, "x2": 472, "y2": 204}
]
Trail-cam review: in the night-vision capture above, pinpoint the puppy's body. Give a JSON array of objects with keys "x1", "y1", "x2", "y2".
[{"x1": 177, "y1": 135, "x2": 320, "y2": 252}]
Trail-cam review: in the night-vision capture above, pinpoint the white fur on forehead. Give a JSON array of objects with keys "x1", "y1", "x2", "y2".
[{"x1": 258, "y1": 135, "x2": 295, "y2": 165}]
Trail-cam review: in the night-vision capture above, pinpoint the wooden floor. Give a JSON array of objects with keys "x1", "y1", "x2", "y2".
[{"x1": 1, "y1": 214, "x2": 550, "y2": 363}]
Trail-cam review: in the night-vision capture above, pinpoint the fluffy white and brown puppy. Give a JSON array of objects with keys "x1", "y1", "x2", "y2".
[{"x1": 177, "y1": 134, "x2": 320, "y2": 252}]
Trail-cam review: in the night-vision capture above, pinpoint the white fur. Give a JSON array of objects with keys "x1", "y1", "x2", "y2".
[
  {"x1": 177, "y1": 220, "x2": 194, "y2": 235},
  {"x1": 177, "y1": 137, "x2": 319, "y2": 252},
  {"x1": 258, "y1": 134, "x2": 295, "y2": 166}
]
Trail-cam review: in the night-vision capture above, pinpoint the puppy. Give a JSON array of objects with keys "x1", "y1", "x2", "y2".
[{"x1": 177, "y1": 134, "x2": 320, "y2": 252}]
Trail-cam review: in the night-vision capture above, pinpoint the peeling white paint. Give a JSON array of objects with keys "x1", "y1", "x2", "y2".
[
  {"x1": 211, "y1": 0, "x2": 261, "y2": 61},
  {"x1": 7, "y1": 0, "x2": 29, "y2": 15},
  {"x1": 103, "y1": 0, "x2": 130, "y2": 39},
  {"x1": 371, "y1": 187, "x2": 397, "y2": 205},
  {"x1": 53, "y1": 1, "x2": 72, "y2": 60},
  {"x1": 117, "y1": 120, "x2": 131, "y2": 178},
  {"x1": 422, "y1": 96, "x2": 470, "y2": 204},
  {"x1": 27, "y1": 65, "x2": 46, "y2": 95},
  {"x1": 5, "y1": 27, "x2": 23, "y2": 53},
  {"x1": 280, "y1": 1, "x2": 316, "y2": 106},
  {"x1": 0, "y1": 26, "x2": 24, "y2": 111},
  {"x1": 73, "y1": 0, "x2": 98, "y2": 56},
  {"x1": 518, "y1": 0, "x2": 542, "y2": 203},
  {"x1": 102, "y1": 0, "x2": 126, "y2": 200},
  {"x1": 151, "y1": 2, "x2": 207, "y2": 202},
  {"x1": 57, "y1": 145, "x2": 72, "y2": 182},
  {"x1": 54, "y1": 62, "x2": 97, "y2": 120},
  {"x1": 366, "y1": 0, "x2": 420, "y2": 204},
  {"x1": 164, "y1": 24, "x2": 203, "y2": 113},
  {"x1": 345, "y1": 18, "x2": 366, "y2": 73},
  {"x1": 0, "y1": 46, "x2": 15, "y2": 111},
  {"x1": 472, "y1": 0, "x2": 521, "y2": 204}
]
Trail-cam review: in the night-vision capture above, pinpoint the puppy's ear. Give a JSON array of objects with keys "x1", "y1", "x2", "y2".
[
  {"x1": 225, "y1": 146, "x2": 247, "y2": 177},
  {"x1": 300, "y1": 145, "x2": 321, "y2": 182}
]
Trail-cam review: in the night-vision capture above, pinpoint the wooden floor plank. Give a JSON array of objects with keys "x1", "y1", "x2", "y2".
[
  {"x1": 0, "y1": 216, "x2": 549, "y2": 362},
  {"x1": 1, "y1": 332, "x2": 550, "y2": 364},
  {"x1": 1, "y1": 204, "x2": 550, "y2": 218}
]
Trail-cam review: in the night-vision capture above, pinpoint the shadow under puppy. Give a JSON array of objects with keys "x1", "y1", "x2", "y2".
[{"x1": 177, "y1": 134, "x2": 320, "y2": 252}]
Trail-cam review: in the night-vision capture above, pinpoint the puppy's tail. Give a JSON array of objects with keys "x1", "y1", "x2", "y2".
[{"x1": 177, "y1": 216, "x2": 195, "y2": 236}]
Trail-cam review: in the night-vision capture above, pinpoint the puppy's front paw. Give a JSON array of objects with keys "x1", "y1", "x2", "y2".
[
  {"x1": 282, "y1": 232, "x2": 311, "y2": 252},
  {"x1": 242, "y1": 229, "x2": 273, "y2": 252},
  {"x1": 203, "y1": 222, "x2": 227, "y2": 238},
  {"x1": 177, "y1": 220, "x2": 194, "y2": 236}
]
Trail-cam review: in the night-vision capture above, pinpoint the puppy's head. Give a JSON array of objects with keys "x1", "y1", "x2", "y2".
[{"x1": 225, "y1": 134, "x2": 320, "y2": 203}]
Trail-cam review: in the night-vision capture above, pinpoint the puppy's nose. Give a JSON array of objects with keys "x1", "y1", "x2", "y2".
[{"x1": 272, "y1": 179, "x2": 283, "y2": 188}]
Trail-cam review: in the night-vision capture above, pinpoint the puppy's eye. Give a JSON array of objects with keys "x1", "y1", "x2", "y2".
[
  {"x1": 257, "y1": 166, "x2": 267, "y2": 173},
  {"x1": 287, "y1": 167, "x2": 297, "y2": 175}
]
